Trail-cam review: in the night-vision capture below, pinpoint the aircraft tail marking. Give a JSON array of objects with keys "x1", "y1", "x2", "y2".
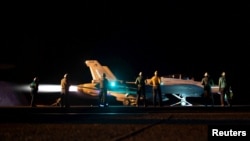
[{"x1": 85, "y1": 60, "x2": 117, "y2": 83}]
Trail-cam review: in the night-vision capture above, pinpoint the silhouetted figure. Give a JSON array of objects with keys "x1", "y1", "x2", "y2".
[
  {"x1": 60, "y1": 73, "x2": 70, "y2": 108},
  {"x1": 218, "y1": 72, "x2": 227, "y2": 106},
  {"x1": 135, "y1": 72, "x2": 147, "y2": 107},
  {"x1": 201, "y1": 72, "x2": 214, "y2": 106},
  {"x1": 226, "y1": 86, "x2": 233, "y2": 107},
  {"x1": 30, "y1": 77, "x2": 39, "y2": 107},
  {"x1": 219, "y1": 72, "x2": 232, "y2": 107},
  {"x1": 150, "y1": 71, "x2": 163, "y2": 107},
  {"x1": 99, "y1": 73, "x2": 109, "y2": 107}
]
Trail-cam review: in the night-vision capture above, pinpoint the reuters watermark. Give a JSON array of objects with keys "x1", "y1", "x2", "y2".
[
  {"x1": 212, "y1": 128, "x2": 246, "y2": 136},
  {"x1": 208, "y1": 125, "x2": 249, "y2": 140}
]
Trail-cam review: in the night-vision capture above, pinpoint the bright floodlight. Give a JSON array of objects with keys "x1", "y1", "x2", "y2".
[
  {"x1": 110, "y1": 81, "x2": 116, "y2": 87},
  {"x1": 15, "y1": 84, "x2": 78, "y2": 93}
]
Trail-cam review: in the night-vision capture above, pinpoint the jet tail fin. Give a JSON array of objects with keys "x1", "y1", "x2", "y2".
[{"x1": 85, "y1": 60, "x2": 117, "y2": 83}]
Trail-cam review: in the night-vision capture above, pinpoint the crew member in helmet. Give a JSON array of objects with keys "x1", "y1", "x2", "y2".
[
  {"x1": 219, "y1": 71, "x2": 232, "y2": 107},
  {"x1": 149, "y1": 71, "x2": 163, "y2": 107},
  {"x1": 99, "y1": 73, "x2": 109, "y2": 107},
  {"x1": 201, "y1": 72, "x2": 214, "y2": 106},
  {"x1": 30, "y1": 77, "x2": 39, "y2": 107},
  {"x1": 135, "y1": 72, "x2": 147, "y2": 107},
  {"x1": 60, "y1": 73, "x2": 71, "y2": 108}
]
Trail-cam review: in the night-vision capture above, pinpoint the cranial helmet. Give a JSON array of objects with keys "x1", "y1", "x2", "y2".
[
  {"x1": 139, "y1": 72, "x2": 142, "y2": 76},
  {"x1": 154, "y1": 71, "x2": 158, "y2": 75},
  {"x1": 204, "y1": 72, "x2": 208, "y2": 77},
  {"x1": 222, "y1": 72, "x2": 225, "y2": 76}
]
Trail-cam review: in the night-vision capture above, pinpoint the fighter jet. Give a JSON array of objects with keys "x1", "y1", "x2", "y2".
[
  {"x1": 77, "y1": 60, "x2": 219, "y2": 106},
  {"x1": 77, "y1": 60, "x2": 138, "y2": 105}
]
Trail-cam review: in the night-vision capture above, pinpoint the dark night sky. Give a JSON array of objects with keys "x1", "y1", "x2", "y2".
[{"x1": 1, "y1": 1, "x2": 248, "y2": 96}]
